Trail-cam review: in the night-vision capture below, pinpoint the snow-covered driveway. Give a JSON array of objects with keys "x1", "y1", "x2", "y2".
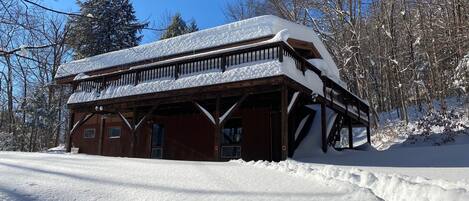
[{"x1": 0, "y1": 152, "x2": 378, "y2": 201}]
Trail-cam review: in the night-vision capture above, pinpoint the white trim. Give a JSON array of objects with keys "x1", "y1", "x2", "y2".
[
  {"x1": 194, "y1": 102, "x2": 216, "y2": 125},
  {"x1": 287, "y1": 91, "x2": 300, "y2": 114},
  {"x1": 294, "y1": 114, "x2": 310, "y2": 140},
  {"x1": 219, "y1": 102, "x2": 238, "y2": 123}
]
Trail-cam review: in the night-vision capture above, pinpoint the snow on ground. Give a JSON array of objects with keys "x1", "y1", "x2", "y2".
[
  {"x1": 0, "y1": 152, "x2": 380, "y2": 201},
  {"x1": 295, "y1": 144, "x2": 469, "y2": 183},
  {"x1": 46, "y1": 145, "x2": 66, "y2": 154},
  {"x1": 373, "y1": 97, "x2": 468, "y2": 150},
  {"x1": 237, "y1": 155, "x2": 469, "y2": 201},
  {"x1": 2, "y1": 148, "x2": 469, "y2": 201}
]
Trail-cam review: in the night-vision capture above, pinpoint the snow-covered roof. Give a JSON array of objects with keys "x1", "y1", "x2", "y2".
[{"x1": 56, "y1": 15, "x2": 341, "y2": 82}]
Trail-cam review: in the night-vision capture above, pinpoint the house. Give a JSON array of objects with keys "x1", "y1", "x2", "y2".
[{"x1": 55, "y1": 15, "x2": 370, "y2": 161}]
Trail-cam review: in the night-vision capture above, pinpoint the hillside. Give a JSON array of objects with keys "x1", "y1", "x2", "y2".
[{"x1": 373, "y1": 97, "x2": 468, "y2": 150}]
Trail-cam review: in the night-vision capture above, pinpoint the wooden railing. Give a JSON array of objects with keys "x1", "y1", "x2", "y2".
[
  {"x1": 72, "y1": 42, "x2": 294, "y2": 93},
  {"x1": 70, "y1": 41, "x2": 368, "y2": 115}
]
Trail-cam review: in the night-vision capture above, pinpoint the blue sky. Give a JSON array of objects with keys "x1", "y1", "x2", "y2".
[{"x1": 42, "y1": 0, "x2": 235, "y2": 43}]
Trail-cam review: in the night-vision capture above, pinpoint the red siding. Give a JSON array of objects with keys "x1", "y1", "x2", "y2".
[
  {"x1": 71, "y1": 113, "x2": 99, "y2": 155},
  {"x1": 102, "y1": 122, "x2": 132, "y2": 157},
  {"x1": 155, "y1": 114, "x2": 215, "y2": 161},
  {"x1": 71, "y1": 108, "x2": 275, "y2": 161},
  {"x1": 241, "y1": 108, "x2": 272, "y2": 161}
]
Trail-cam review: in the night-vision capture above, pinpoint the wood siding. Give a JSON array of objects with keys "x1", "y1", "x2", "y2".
[{"x1": 70, "y1": 107, "x2": 275, "y2": 161}]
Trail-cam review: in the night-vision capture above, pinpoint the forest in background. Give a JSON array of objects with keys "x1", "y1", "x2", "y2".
[
  {"x1": 0, "y1": 0, "x2": 467, "y2": 151},
  {"x1": 226, "y1": 0, "x2": 468, "y2": 124}
]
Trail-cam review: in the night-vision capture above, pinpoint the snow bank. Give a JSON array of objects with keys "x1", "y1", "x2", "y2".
[
  {"x1": 235, "y1": 159, "x2": 469, "y2": 201},
  {"x1": 56, "y1": 15, "x2": 341, "y2": 82}
]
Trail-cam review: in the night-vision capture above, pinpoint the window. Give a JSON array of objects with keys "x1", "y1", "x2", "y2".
[
  {"x1": 108, "y1": 127, "x2": 121, "y2": 139},
  {"x1": 222, "y1": 118, "x2": 242, "y2": 144},
  {"x1": 83, "y1": 128, "x2": 96, "y2": 139},
  {"x1": 151, "y1": 124, "x2": 164, "y2": 159},
  {"x1": 221, "y1": 118, "x2": 242, "y2": 159}
]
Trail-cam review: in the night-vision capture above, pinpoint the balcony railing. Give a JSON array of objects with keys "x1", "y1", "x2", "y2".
[
  {"x1": 69, "y1": 41, "x2": 369, "y2": 116},
  {"x1": 72, "y1": 42, "x2": 301, "y2": 93}
]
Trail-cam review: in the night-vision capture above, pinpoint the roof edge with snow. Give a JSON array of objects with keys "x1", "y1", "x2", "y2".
[{"x1": 56, "y1": 15, "x2": 341, "y2": 82}]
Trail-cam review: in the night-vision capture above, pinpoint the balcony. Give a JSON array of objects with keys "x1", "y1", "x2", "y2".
[{"x1": 68, "y1": 41, "x2": 368, "y2": 123}]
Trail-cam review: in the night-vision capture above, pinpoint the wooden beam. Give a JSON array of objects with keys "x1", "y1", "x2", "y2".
[
  {"x1": 348, "y1": 117, "x2": 353, "y2": 149},
  {"x1": 367, "y1": 111, "x2": 371, "y2": 144},
  {"x1": 214, "y1": 96, "x2": 221, "y2": 160},
  {"x1": 98, "y1": 116, "x2": 105, "y2": 155},
  {"x1": 130, "y1": 108, "x2": 138, "y2": 157},
  {"x1": 321, "y1": 76, "x2": 328, "y2": 153},
  {"x1": 287, "y1": 91, "x2": 300, "y2": 114},
  {"x1": 69, "y1": 76, "x2": 286, "y2": 110},
  {"x1": 67, "y1": 111, "x2": 75, "y2": 152},
  {"x1": 280, "y1": 86, "x2": 288, "y2": 160},
  {"x1": 321, "y1": 101, "x2": 327, "y2": 153},
  {"x1": 292, "y1": 112, "x2": 315, "y2": 155},
  {"x1": 117, "y1": 112, "x2": 133, "y2": 130},
  {"x1": 366, "y1": 126, "x2": 371, "y2": 144},
  {"x1": 316, "y1": 96, "x2": 369, "y2": 126},
  {"x1": 219, "y1": 94, "x2": 248, "y2": 126},
  {"x1": 134, "y1": 105, "x2": 159, "y2": 132},
  {"x1": 69, "y1": 113, "x2": 95, "y2": 136},
  {"x1": 193, "y1": 101, "x2": 216, "y2": 125}
]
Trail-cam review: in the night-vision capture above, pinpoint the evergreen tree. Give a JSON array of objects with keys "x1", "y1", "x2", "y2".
[
  {"x1": 160, "y1": 13, "x2": 198, "y2": 40},
  {"x1": 67, "y1": 0, "x2": 147, "y2": 59},
  {"x1": 187, "y1": 20, "x2": 199, "y2": 33}
]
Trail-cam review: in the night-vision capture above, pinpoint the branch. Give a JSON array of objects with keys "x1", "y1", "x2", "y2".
[
  {"x1": 21, "y1": 0, "x2": 166, "y2": 32},
  {"x1": 0, "y1": 44, "x2": 56, "y2": 56},
  {"x1": 21, "y1": 0, "x2": 91, "y2": 19}
]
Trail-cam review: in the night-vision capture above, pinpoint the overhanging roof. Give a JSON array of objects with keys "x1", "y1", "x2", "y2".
[{"x1": 56, "y1": 15, "x2": 341, "y2": 82}]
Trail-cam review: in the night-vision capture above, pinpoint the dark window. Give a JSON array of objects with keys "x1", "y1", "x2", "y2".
[
  {"x1": 152, "y1": 124, "x2": 164, "y2": 147},
  {"x1": 151, "y1": 124, "x2": 164, "y2": 159},
  {"x1": 108, "y1": 127, "x2": 121, "y2": 139},
  {"x1": 221, "y1": 118, "x2": 242, "y2": 159},
  {"x1": 222, "y1": 118, "x2": 242, "y2": 144},
  {"x1": 83, "y1": 128, "x2": 95, "y2": 139}
]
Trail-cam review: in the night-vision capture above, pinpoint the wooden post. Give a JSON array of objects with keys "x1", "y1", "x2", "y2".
[
  {"x1": 358, "y1": 103, "x2": 361, "y2": 121},
  {"x1": 321, "y1": 76, "x2": 328, "y2": 153},
  {"x1": 366, "y1": 126, "x2": 371, "y2": 144},
  {"x1": 134, "y1": 72, "x2": 140, "y2": 85},
  {"x1": 367, "y1": 111, "x2": 371, "y2": 144},
  {"x1": 98, "y1": 115, "x2": 105, "y2": 155},
  {"x1": 221, "y1": 55, "x2": 226, "y2": 72},
  {"x1": 175, "y1": 64, "x2": 180, "y2": 79},
  {"x1": 348, "y1": 117, "x2": 353, "y2": 149},
  {"x1": 280, "y1": 86, "x2": 288, "y2": 160},
  {"x1": 278, "y1": 45, "x2": 284, "y2": 62},
  {"x1": 131, "y1": 109, "x2": 138, "y2": 157},
  {"x1": 67, "y1": 111, "x2": 75, "y2": 152},
  {"x1": 214, "y1": 96, "x2": 221, "y2": 160},
  {"x1": 321, "y1": 101, "x2": 327, "y2": 153},
  {"x1": 301, "y1": 60, "x2": 306, "y2": 75}
]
